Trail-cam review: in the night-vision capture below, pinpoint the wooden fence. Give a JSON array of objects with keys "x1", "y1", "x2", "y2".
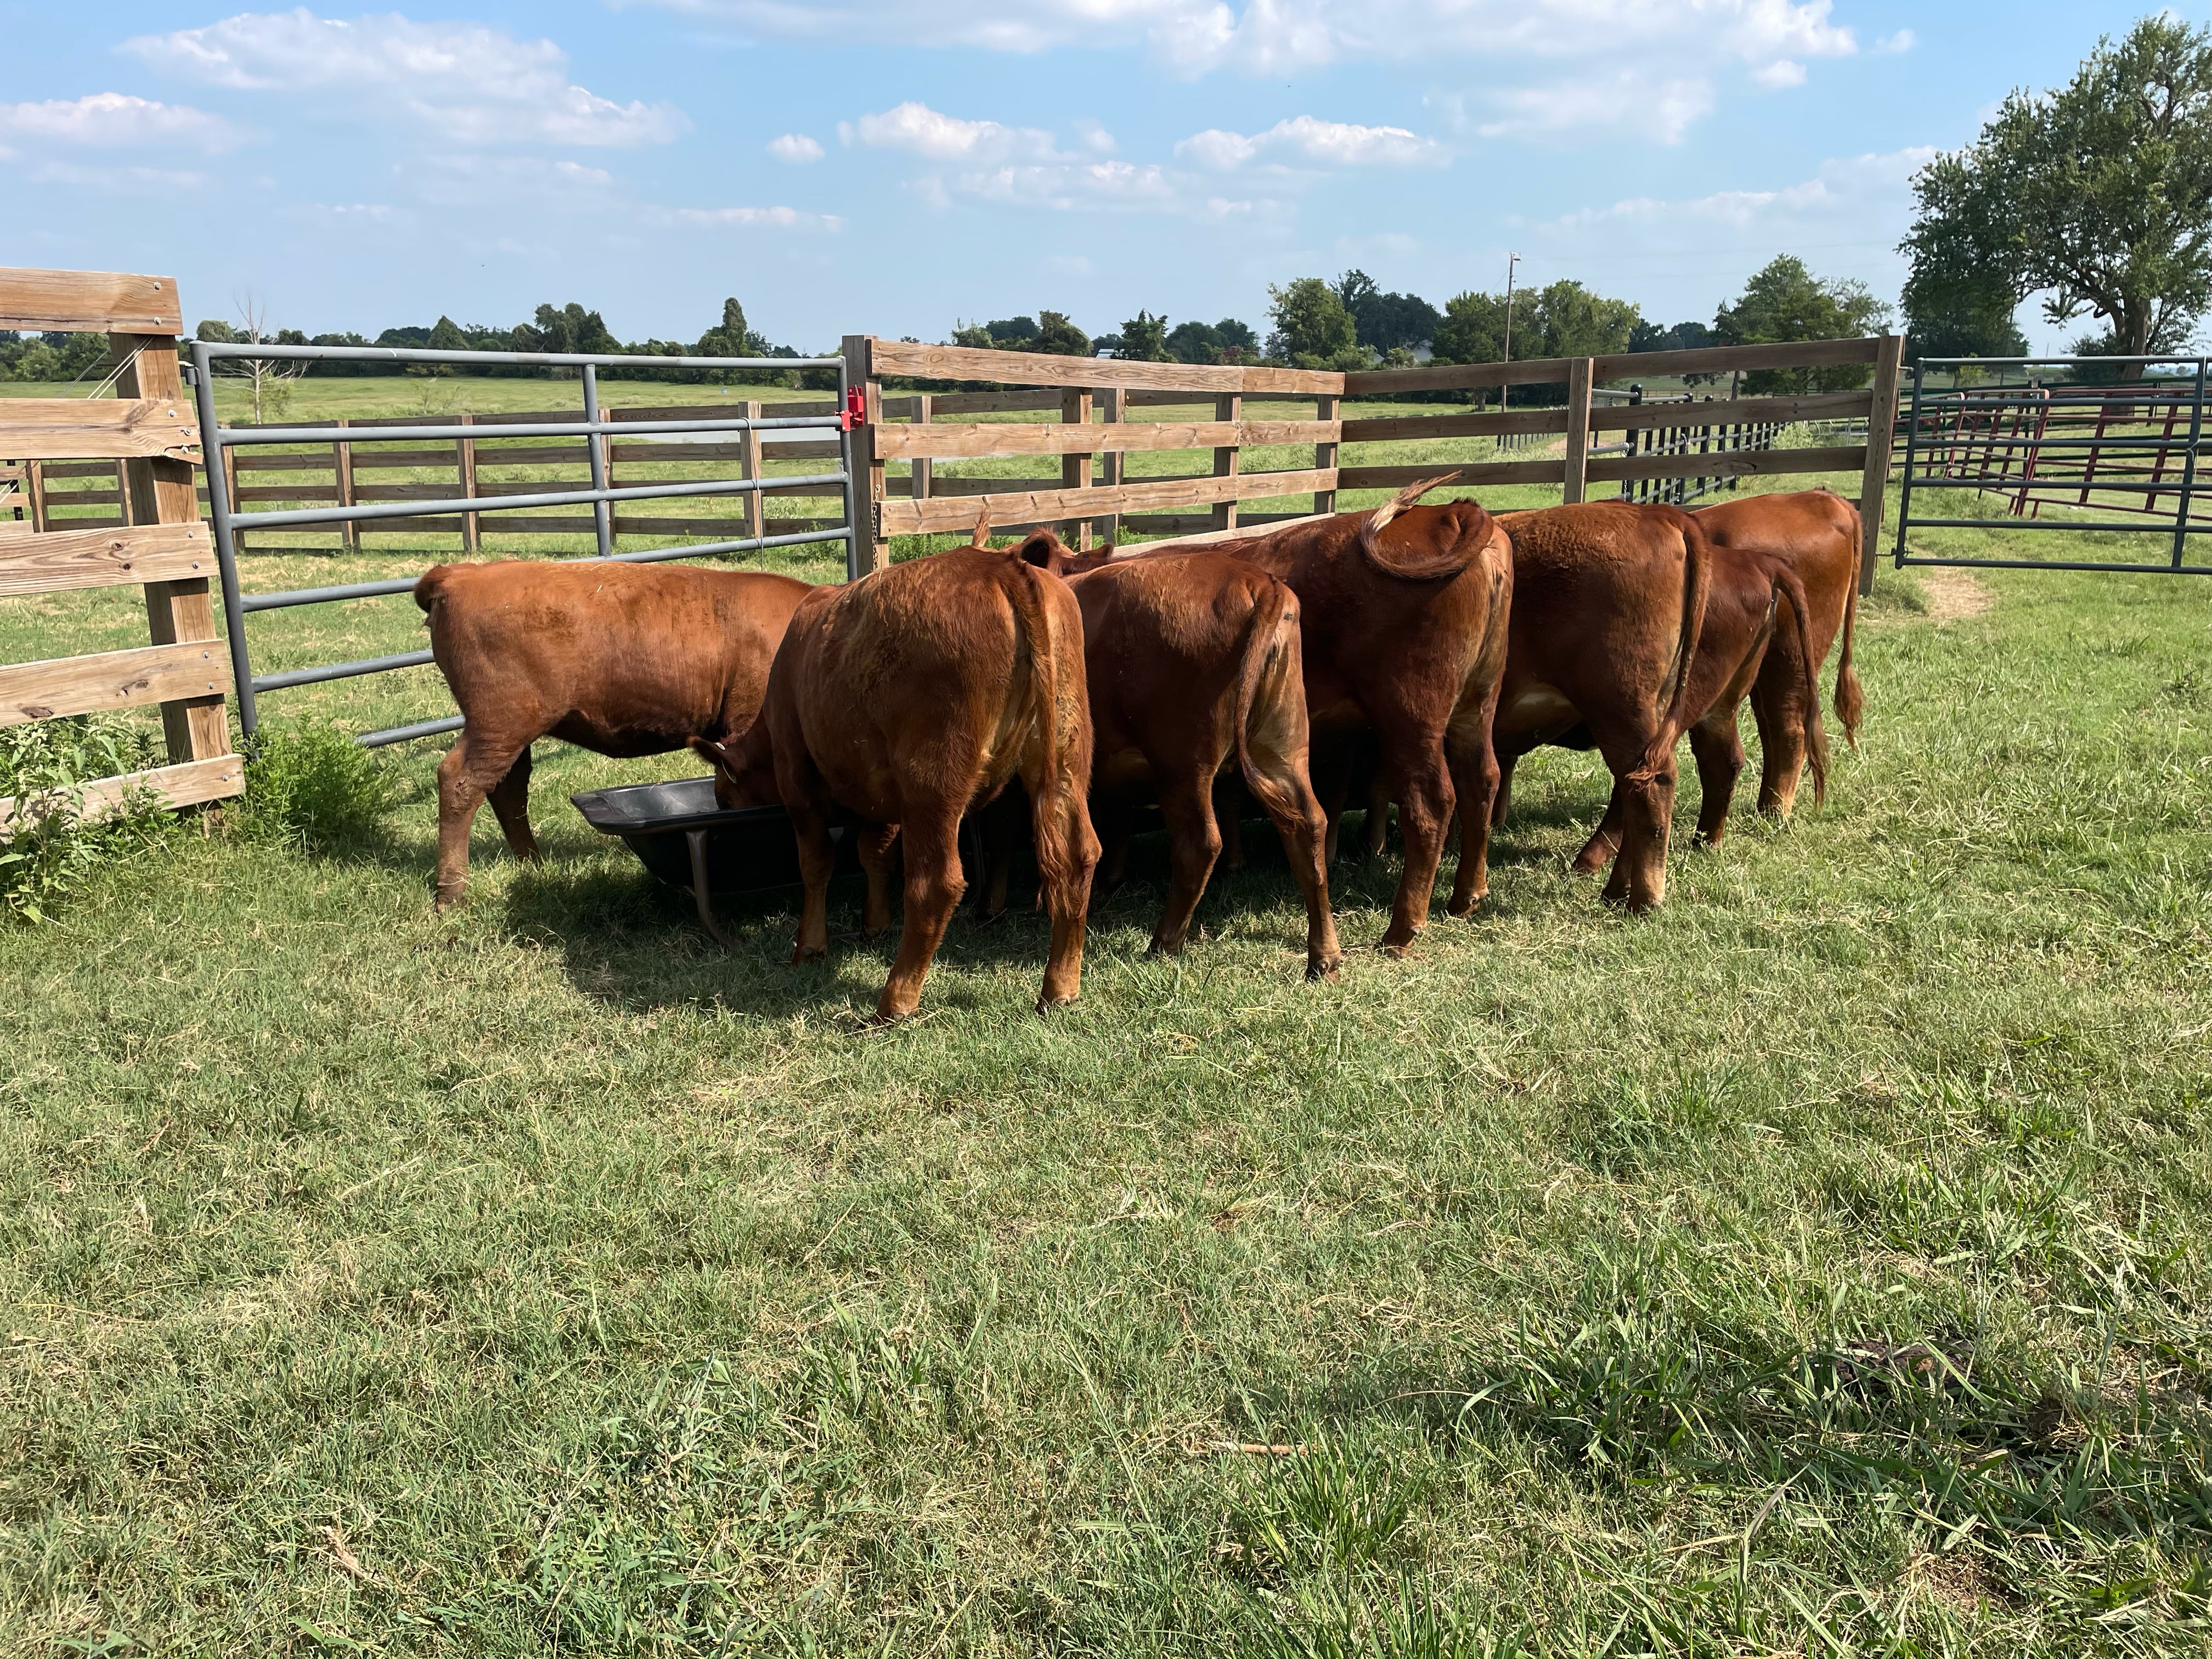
[
  {"x1": 840, "y1": 333, "x2": 1906, "y2": 589},
  {"x1": 0, "y1": 266, "x2": 242, "y2": 823}
]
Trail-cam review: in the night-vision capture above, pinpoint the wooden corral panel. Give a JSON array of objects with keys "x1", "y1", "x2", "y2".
[
  {"x1": 0, "y1": 398, "x2": 201, "y2": 461},
  {"x1": 0, "y1": 267, "x2": 184, "y2": 334}
]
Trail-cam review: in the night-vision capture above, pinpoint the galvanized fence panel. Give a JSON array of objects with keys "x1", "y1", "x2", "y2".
[
  {"x1": 189, "y1": 340, "x2": 859, "y2": 746},
  {"x1": 1893, "y1": 354, "x2": 2212, "y2": 575}
]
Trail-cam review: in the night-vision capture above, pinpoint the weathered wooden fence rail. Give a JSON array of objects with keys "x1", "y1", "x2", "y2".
[
  {"x1": 0, "y1": 265, "x2": 243, "y2": 824},
  {"x1": 839, "y1": 332, "x2": 1905, "y2": 589}
]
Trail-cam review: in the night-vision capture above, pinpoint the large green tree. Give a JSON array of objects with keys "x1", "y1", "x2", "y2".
[
  {"x1": 1902, "y1": 15, "x2": 2212, "y2": 368},
  {"x1": 1266, "y1": 278, "x2": 1361, "y2": 368},
  {"x1": 1431, "y1": 280, "x2": 1638, "y2": 366},
  {"x1": 1113, "y1": 309, "x2": 1170, "y2": 361},
  {"x1": 1713, "y1": 256, "x2": 1892, "y2": 392}
]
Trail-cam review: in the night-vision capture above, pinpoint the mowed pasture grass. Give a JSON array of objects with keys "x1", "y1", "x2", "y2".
[{"x1": 3, "y1": 458, "x2": 2212, "y2": 1655}]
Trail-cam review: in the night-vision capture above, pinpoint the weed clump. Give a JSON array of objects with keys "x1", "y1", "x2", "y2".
[
  {"x1": 0, "y1": 715, "x2": 171, "y2": 924},
  {"x1": 237, "y1": 719, "x2": 395, "y2": 850}
]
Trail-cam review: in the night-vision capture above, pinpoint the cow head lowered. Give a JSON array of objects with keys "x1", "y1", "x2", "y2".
[{"x1": 688, "y1": 719, "x2": 778, "y2": 810}]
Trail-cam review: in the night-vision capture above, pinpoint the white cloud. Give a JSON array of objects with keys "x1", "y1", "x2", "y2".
[
  {"x1": 1539, "y1": 146, "x2": 1939, "y2": 232},
  {"x1": 656, "y1": 204, "x2": 843, "y2": 229},
  {"x1": 0, "y1": 93, "x2": 245, "y2": 153},
  {"x1": 1046, "y1": 253, "x2": 1094, "y2": 275},
  {"x1": 959, "y1": 158, "x2": 1177, "y2": 210},
  {"x1": 1177, "y1": 115, "x2": 1442, "y2": 170},
  {"x1": 840, "y1": 101, "x2": 1063, "y2": 161},
  {"x1": 1873, "y1": 29, "x2": 1915, "y2": 54},
  {"x1": 414, "y1": 154, "x2": 622, "y2": 207},
  {"x1": 125, "y1": 9, "x2": 685, "y2": 147},
  {"x1": 769, "y1": 132, "x2": 824, "y2": 162},
  {"x1": 1479, "y1": 72, "x2": 1716, "y2": 144},
  {"x1": 1753, "y1": 59, "x2": 1808, "y2": 89},
  {"x1": 635, "y1": 0, "x2": 1856, "y2": 77},
  {"x1": 24, "y1": 161, "x2": 212, "y2": 193}
]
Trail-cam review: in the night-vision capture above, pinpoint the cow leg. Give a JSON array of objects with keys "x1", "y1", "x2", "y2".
[
  {"x1": 787, "y1": 799, "x2": 839, "y2": 964},
  {"x1": 1445, "y1": 688, "x2": 1504, "y2": 917},
  {"x1": 969, "y1": 787, "x2": 1025, "y2": 921},
  {"x1": 854, "y1": 822, "x2": 901, "y2": 936},
  {"x1": 1376, "y1": 736, "x2": 1455, "y2": 957},
  {"x1": 1569, "y1": 785, "x2": 1628, "y2": 873},
  {"x1": 1363, "y1": 770, "x2": 1392, "y2": 859},
  {"x1": 1489, "y1": 749, "x2": 1520, "y2": 828},
  {"x1": 1031, "y1": 779, "x2": 1100, "y2": 1013},
  {"x1": 1689, "y1": 710, "x2": 1747, "y2": 845},
  {"x1": 876, "y1": 806, "x2": 965, "y2": 1020},
  {"x1": 434, "y1": 730, "x2": 529, "y2": 909},
  {"x1": 483, "y1": 746, "x2": 541, "y2": 865},
  {"x1": 1216, "y1": 777, "x2": 1248, "y2": 873},
  {"x1": 1149, "y1": 770, "x2": 1223, "y2": 958},
  {"x1": 1750, "y1": 676, "x2": 1809, "y2": 819},
  {"x1": 1244, "y1": 724, "x2": 1342, "y2": 981},
  {"x1": 1599, "y1": 746, "x2": 1677, "y2": 914},
  {"x1": 1088, "y1": 799, "x2": 1131, "y2": 910}
]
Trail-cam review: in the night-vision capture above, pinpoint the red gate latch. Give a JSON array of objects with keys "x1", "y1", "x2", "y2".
[{"x1": 839, "y1": 388, "x2": 866, "y2": 431}]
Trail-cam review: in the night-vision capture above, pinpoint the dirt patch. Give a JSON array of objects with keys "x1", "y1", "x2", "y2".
[{"x1": 1921, "y1": 567, "x2": 1995, "y2": 622}]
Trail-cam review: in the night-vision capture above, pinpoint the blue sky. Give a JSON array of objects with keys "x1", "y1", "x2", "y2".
[{"x1": 2, "y1": 2, "x2": 2188, "y2": 353}]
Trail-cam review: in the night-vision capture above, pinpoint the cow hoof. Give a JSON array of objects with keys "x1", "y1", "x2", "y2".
[
  {"x1": 792, "y1": 945, "x2": 828, "y2": 964},
  {"x1": 1034, "y1": 992, "x2": 1080, "y2": 1015},
  {"x1": 1446, "y1": 891, "x2": 1486, "y2": 917},
  {"x1": 1378, "y1": 939, "x2": 1416, "y2": 961},
  {"x1": 1307, "y1": 955, "x2": 1344, "y2": 982},
  {"x1": 432, "y1": 889, "x2": 465, "y2": 912},
  {"x1": 1146, "y1": 938, "x2": 1187, "y2": 958}
]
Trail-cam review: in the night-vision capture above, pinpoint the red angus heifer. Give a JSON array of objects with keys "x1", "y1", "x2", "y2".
[
  {"x1": 1021, "y1": 533, "x2": 1342, "y2": 979},
  {"x1": 1513, "y1": 531, "x2": 1831, "y2": 871},
  {"x1": 1489, "y1": 503, "x2": 1713, "y2": 911},
  {"x1": 1151, "y1": 477, "x2": 1513, "y2": 956},
  {"x1": 690, "y1": 541, "x2": 1099, "y2": 1021},
  {"x1": 1693, "y1": 489, "x2": 1865, "y2": 819},
  {"x1": 415, "y1": 559, "x2": 812, "y2": 909}
]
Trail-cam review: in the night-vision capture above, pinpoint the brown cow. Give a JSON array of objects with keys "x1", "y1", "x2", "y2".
[
  {"x1": 1504, "y1": 527, "x2": 1830, "y2": 871},
  {"x1": 1016, "y1": 532, "x2": 1342, "y2": 979},
  {"x1": 1128, "y1": 478, "x2": 1514, "y2": 955},
  {"x1": 415, "y1": 559, "x2": 812, "y2": 909},
  {"x1": 1694, "y1": 489, "x2": 1864, "y2": 819},
  {"x1": 687, "y1": 531, "x2": 1099, "y2": 1020},
  {"x1": 1488, "y1": 502, "x2": 1714, "y2": 911}
]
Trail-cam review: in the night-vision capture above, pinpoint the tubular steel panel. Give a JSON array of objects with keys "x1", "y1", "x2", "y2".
[
  {"x1": 191, "y1": 339, "x2": 857, "y2": 744},
  {"x1": 1894, "y1": 354, "x2": 2212, "y2": 574}
]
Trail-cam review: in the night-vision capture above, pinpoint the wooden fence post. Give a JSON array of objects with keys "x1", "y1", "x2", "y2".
[
  {"x1": 26, "y1": 459, "x2": 48, "y2": 531},
  {"x1": 740, "y1": 399, "x2": 764, "y2": 541},
  {"x1": 1561, "y1": 358, "x2": 1594, "y2": 505},
  {"x1": 1857, "y1": 333, "x2": 1906, "y2": 594},
  {"x1": 1314, "y1": 391, "x2": 1339, "y2": 516},
  {"x1": 459, "y1": 412, "x2": 479, "y2": 554},
  {"x1": 841, "y1": 334, "x2": 888, "y2": 575},
  {"x1": 335, "y1": 419, "x2": 359, "y2": 552},
  {"x1": 1062, "y1": 387, "x2": 1093, "y2": 550},
  {"x1": 110, "y1": 331, "x2": 229, "y2": 768},
  {"x1": 1096, "y1": 388, "x2": 1123, "y2": 545},
  {"x1": 1210, "y1": 391, "x2": 1241, "y2": 532},
  {"x1": 912, "y1": 393, "x2": 933, "y2": 512}
]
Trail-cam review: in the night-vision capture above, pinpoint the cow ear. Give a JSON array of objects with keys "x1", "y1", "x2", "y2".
[
  {"x1": 1015, "y1": 531, "x2": 1063, "y2": 572},
  {"x1": 687, "y1": 735, "x2": 730, "y2": 772}
]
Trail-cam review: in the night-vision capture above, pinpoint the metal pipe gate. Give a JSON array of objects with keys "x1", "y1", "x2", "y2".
[
  {"x1": 1894, "y1": 354, "x2": 2212, "y2": 575},
  {"x1": 189, "y1": 339, "x2": 861, "y2": 746}
]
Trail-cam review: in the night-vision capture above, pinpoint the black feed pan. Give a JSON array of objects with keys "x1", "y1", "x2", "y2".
[{"x1": 571, "y1": 775, "x2": 857, "y2": 946}]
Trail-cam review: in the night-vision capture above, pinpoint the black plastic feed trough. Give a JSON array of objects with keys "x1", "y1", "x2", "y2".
[{"x1": 571, "y1": 777, "x2": 858, "y2": 947}]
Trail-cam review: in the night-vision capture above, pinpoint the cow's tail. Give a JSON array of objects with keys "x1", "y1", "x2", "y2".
[
  {"x1": 1002, "y1": 560, "x2": 1087, "y2": 893},
  {"x1": 1628, "y1": 509, "x2": 1713, "y2": 783},
  {"x1": 970, "y1": 506, "x2": 993, "y2": 548},
  {"x1": 1231, "y1": 577, "x2": 1299, "y2": 819},
  {"x1": 1357, "y1": 472, "x2": 1482, "y2": 580},
  {"x1": 1774, "y1": 563, "x2": 1830, "y2": 807},
  {"x1": 1833, "y1": 501, "x2": 1865, "y2": 748}
]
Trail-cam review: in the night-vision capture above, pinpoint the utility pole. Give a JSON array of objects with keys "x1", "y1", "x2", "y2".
[{"x1": 1500, "y1": 251, "x2": 1521, "y2": 413}]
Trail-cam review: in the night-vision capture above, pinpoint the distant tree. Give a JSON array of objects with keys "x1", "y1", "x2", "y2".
[
  {"x1": 1334, "y1": 270, "x2": 1441, "y2": 353},
  {"x1": 1715, "y1": 256, "x2": 1892, "y2": 391},
  {"x1": 1901, "y1": 15, "x2": 2212, "y2": 371},
  {"x1": 1114, "y1": 309, "x2": 1170, "y2": 360},
  {"x1": 1165, "y1": 319, "x2": 1218, "y2": 363},
  {"x1": 984, "y1": 316, "x2": 1039, "y2": 346},
  {"x1": 1214, "y1": 317, "x2": 1258, "y2": 357},
  {"x1": 427, "y1": 315, "x2": 469, "y2": 353},
  {"x1": 1267, "y1": 278, "x2": 1362, "y2": 368},
  {"x1": 1430, "y1": 290, "x2": 1511, "y2": 366},
  {"x1": 950, "y1": 322, "x2": 995, "y2": 349},
  {"x1": 1899, "y1": 263, "x2": 2028, "y2": 362},
  {"x1": 1629, "y1": 319, "x2": 1719, "y2": 354},
  {"x1": 1530, "y1": 279, "x2": 1640, "y2": 359},
  {"x1": 1029, "y1": 311, "x2": 1092, "y2": 356},
  {"x1": 194, "y1": 319, "x2": 243, "y2": 343},
  {"x1": 209, "y1": 295, "x2": 311, "y2": 422},
  {"x1": 695, "y1": 296, "x2": 768, "y2": 360},
  {"x1": 516, "y1": 302, "x2": 619, "y2": 360}
]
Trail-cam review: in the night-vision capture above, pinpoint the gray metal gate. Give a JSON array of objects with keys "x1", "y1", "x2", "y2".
[
  {"x1": 188, "y1": 339, "x2": 859, "y2": 746},
  {"x1": 1892, "y1": 354, "x2": 2212, "y2": 574}
]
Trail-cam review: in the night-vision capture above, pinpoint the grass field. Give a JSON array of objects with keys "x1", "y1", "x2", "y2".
[{"x1": 4, "y1": 469, "x2": 2212, "y2": 1655}]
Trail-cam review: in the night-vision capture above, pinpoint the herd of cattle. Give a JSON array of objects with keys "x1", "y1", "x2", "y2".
[{"x1": 412, "y1": 483, "x2": 1864, "y2": 1020}]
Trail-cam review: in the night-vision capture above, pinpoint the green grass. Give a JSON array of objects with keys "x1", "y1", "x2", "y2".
[{"x1": 4, "y1": 482, "x2": 2212, "y2": 1655}]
